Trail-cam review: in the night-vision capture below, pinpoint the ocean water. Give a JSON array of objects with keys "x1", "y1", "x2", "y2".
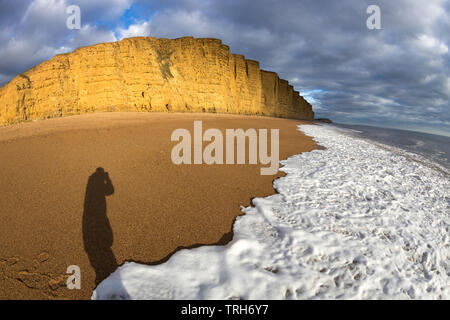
[
  {"x1": 334, "y1": 123, "x2": 450, "y2": 172},
  {"x1": 94, "y1": 124, "x2": 449, "y2": 300}
]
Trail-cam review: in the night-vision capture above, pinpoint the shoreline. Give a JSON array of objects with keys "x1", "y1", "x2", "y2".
[{"x1": 0, "y1": 112, "x2": 317, "y2": 299}]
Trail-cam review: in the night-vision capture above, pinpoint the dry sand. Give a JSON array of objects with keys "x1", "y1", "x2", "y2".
[{"x1": 0, "y1": 112, "x2": 317, "y2": 299}]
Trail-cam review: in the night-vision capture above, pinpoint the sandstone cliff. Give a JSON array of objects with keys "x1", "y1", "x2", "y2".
[{"x1": 0, "y1": 37, "x2": 314, "y2": 126}]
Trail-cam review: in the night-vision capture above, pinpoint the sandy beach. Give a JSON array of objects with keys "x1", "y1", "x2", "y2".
[{"x1": 0, "y1": 112, "x2": 317, "y2": 299}]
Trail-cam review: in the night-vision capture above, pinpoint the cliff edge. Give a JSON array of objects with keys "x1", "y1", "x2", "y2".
[{"x1": 0, "y1": 37, "x2": 314, "y2": 126}]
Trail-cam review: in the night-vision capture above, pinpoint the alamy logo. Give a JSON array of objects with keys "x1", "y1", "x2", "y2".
[
  {"x1": 366, "y1": 5, "x2": 381, "y2": 30},
  {"x1": 66, "y1": 5, "x2": 81, "y2": 30},
  {"x1": 171, "y1": 121, "x2": 280, "y2": 175},
  {"x1": 66, "y1": 265, "x2": 81, "y2": 289}
]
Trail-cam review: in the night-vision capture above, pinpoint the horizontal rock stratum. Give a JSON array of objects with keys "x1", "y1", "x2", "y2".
[{"x1": 0, "y1": 37, "x2": 314, "y2": 126}]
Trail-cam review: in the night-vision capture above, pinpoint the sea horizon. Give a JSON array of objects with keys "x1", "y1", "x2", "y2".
[
  {"x1": 333, "y1": 122, "x2": 450, "y2": 138},
  {"x1": 332, "y1": 122, "x2": 450, "y2": 171}
]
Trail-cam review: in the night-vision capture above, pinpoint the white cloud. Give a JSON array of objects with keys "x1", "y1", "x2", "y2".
[
  {"x1": 416, "y1": 34, "x2": 449, "y2": 54},
  {"x1": 21, "y1": 0, "x2": 68, "y2": 37},
  {"x1": 117, "y1": 21, "x2": 151, "y2": 40}
]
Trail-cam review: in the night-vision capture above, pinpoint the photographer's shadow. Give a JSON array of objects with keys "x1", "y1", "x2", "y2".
[{"x1": 82, "y1": 168, "x2": 128, "y2": 299}]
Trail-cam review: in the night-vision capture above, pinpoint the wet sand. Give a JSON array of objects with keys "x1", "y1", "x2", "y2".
[{"x1": 0, "y1": 112, "x2": 317, "y2": 299}]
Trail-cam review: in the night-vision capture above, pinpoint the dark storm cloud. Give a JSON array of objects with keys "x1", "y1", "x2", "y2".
[{"x1": 0, "y1": 0, "x2": 448, "y2": 134}]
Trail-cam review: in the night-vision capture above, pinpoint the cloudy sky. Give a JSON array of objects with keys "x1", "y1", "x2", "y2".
[{"x1": 0, "y1": 0, "x2": 448, "y2": 136}]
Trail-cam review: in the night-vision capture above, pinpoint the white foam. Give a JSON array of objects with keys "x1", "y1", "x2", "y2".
[{"x1": 93, "y1": 124, "x2": 450, "y2": 300}]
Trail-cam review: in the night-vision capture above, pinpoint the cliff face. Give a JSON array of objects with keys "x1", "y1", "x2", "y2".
[{"x1": 0, "y1": 37, "x2": 314, "y2": 126}]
